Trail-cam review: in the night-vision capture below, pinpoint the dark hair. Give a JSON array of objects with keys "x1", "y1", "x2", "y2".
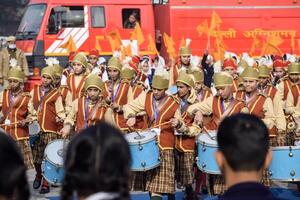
[
  {"x1": 217, "y1": 113, "x2": 269, "y2": 171},
  {"x1": 0, "y1": 132, "x2": 30, "y2": 200},
  {"x1": 61, "y1": 122, "x2": 131, "y2": 200}
]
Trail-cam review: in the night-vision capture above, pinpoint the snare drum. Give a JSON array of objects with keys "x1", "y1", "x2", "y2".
[
  {"x1": 269, "y1": 146, "x2": 300, "y2": 181},
  {"x1": 197, "y1": 132, "x2": 221, "y2": 174},
  {"x1": 125, "y1": 129, "x2": 160, "y2": 171},
  {"x1": 42, "y1": 139, "x2": 69, "y2": 185}
]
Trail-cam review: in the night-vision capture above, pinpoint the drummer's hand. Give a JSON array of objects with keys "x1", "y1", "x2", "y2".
[
  {"x1": 170, "y1": 118, "x2": 179, "y2": 128},
  {"x1": 111, "y1": 103, "x2": 121, "y2": 112},
  {"x1": 194, "y1": 111, "x2": 203, "y2": 126},
  {"x1": 59, "y1": 125, "x2": 71, "y2": 138},
  {"x1": 127, "y1": 117, "x2": 136, "y2": 127},
  {"x1": 18, "y1": 120, "x2": 27, "y2": 127}
]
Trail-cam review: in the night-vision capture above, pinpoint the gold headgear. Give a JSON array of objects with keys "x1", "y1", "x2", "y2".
[
  {"x1": 241, "y1": 67, "x2": 259, "y2": 80},
  {"x1": 84, "y1": 74, "x2": 104, "y2": 93},
  {"x1": 73, "y1": 52, "x2": 88, "y2": 68},
  {"x1": 213, "y1": 72, "x2": 233, "y2": 87},
  {"x1": 288, "y1": 63, "x2": 300, "y2": 74},
  {"x1": 107, "y1": 57, "x2": 122, "y2": 71},
  {"x1": 176, "y1": 71, "x2": 195, "y2": 88},
  {"x1": 7, "y1": 68, "x2": 25, "y2": 82}
]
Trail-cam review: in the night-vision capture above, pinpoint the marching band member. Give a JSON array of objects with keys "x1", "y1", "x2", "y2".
[
  {"x1": 284, "y1": 63, "x2": 300, "y2": 145},
  {"x1": 258, "y1": 65, "x2": 286, "y2": 146},
  {"x1": 104, "y1": 57, "x2": 133, "y2": 132},
  {"x1": 60, "y1": 74, "x2": 107, "y2": 136},
  {"x1": 66, "y1": 52, "x2": 88, "y2": 101},
  {"x1": 124, "y1": 66, "x2": 179, "y2": 200},
  {"x1": 169, "y1": 44, "x2": 192, "y2": 86},
  {"x1": 30, "y1": 66, "x2": 66, "y2": 194},
  {"x1": 188, "y1": 68, "x2": 212, "y2": 194},
  {"x1": 0, "y1": 67, "x2": 35, "y2": 169},
  {"x1": 171, "y1": 71, "x2": 201, "y2": 199},
  {"x1": 187, "y1": 72, "x2": 248, "y2": 195}
]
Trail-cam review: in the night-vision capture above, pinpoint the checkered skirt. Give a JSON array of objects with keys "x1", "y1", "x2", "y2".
[
  {"x1": 145, "y1": 149, "x2": 175, "y2": 194},
  {"x1": 175, "y1": 151, "x2": 194, "y2": 186}
]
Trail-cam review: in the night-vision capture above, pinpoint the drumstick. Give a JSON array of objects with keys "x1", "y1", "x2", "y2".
[
  {"x1": 0, "y1": 119, "x2": 34, "y2": 127},
  {"x1": 129, "y1": 120, "x2": 171, "y2": 133}
]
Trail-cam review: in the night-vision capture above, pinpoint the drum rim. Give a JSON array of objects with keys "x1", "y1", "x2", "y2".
[
  {"x1": 126, "y1": 133, "x2": 157, "y2": 145},
  {"x1": 196, "y1": 162, "x2": 221, "y2": 175},
  {"x1": 42, "y1": 170, "x2": 63, "y2": 186},
  {"x1": 268, "y1": 177, "x2": 300, "y2": 181},
  {"x1": 271, "y1": 146, "x2": 300, "y2": 150},
  {"x1": 44, "y1": 139, "x2": 69, "y2": 166},
  {"x1": 131, "y1": 162, "x2": 161, "y2": 171},
  {"x1": 197, "y1": 142, "x2": 218, "y2": 147}
]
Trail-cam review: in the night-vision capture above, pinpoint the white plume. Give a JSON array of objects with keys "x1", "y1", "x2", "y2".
[
  {"x1": 237, "y1": 66, "x2": 245, "y2": 75},
  {"x1": 241, "y1": 52, "x2": 250, "y2": 61},
  {"x1": 97, "y1": 57, "x2": 106, "y2": 65},
  {"x1": 154, "y1": 62, "x2": 169, "y2": 80},
  {"x1": 213, "y1": 60, "x2": 222, "y2": 73},
  {"x1": 157, "y1": 55, "x2": 165, "y2": 68},
  {"x1": 185, "y1": 38, "x2": 192, "y2": 47},
  {"x1": 245, "y1": 57, "x2": 255, "y2": 67},
  {"x1": 190, "y1": 55, "x2": 200, "y2": 68},
  {"x1": 9, "y1": 58, "x2": 18, "y2": 68},
  {"x1": 45, "y1": 57, "x2": 59, "y2": 66}
]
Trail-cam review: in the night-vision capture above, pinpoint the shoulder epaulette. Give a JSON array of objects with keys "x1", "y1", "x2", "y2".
[{"x1": 22, "y1": 92, "x2": 31, "y2": 97}]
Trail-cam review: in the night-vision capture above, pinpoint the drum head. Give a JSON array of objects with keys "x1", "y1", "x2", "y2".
[
  {"x1": 125, "y1": 129, "x2": 157, "y2": 144},
  {"x1": 198, "y1": 132, "x2": 217, "y2": 146},
  {"x1": 29, "y1": 121, "x2": 40, "y2": 136},
  {"x1": 44, "y1": 139, "x2": 69, "y2": 165}
]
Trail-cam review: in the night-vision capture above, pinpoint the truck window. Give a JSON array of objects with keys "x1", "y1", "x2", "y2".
[
  {"x1": 91, "y1": 6, "x2": 106, "y2": 28},
  {"x1": 122, "y1": 9, "x2": 140, "y2": 29},
  {"x1": 62, "y1": 6, "x2": 84, "y2": 28}
]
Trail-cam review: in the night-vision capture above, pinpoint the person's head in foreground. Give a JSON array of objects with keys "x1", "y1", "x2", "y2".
[
  {"x1": 216, "y1": 114, "x2": 277, "y2": 200},
  {"x1": 61, "y1": 123, "x2": 131, "y2": 200},
  {"x1": 0, "y1": 132, "x2": 30, "y2": 200}
]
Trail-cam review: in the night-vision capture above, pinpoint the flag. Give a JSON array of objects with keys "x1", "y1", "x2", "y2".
[
  {"x1": 209, "y1": 11, "x2": 222, "y2": 33},
  {"x1": 213, "y1": 31, "x2": 226, "y2": 61},
  {"x1": 291, "y1": 36, "x2": 295, "y2": 53},
  {"x1": 107, "y1": 29, "x2": 122, "y2": 51},
  {"x1": 163, "y1": 33, "x2": 176, "y2": 59},
  {"x1": 249, "y1": 36, "x2": 261, "y2": 55},
  {"x1": 95, "y1": 36, "x2": 104, "y2": 52},
  {"x1": 59, "y1": 35, "x2": 77, "y2": 52},
  {"x1": 196, "y1": 19, "x2": 209, "y2": 37},
  {"x1": 130, "y1": 23, "x2": 145, "y2": 46},
  {"x1": 261, "y1": 34, "x2": 283, "y2": 55},
  {"x1": 147, "y1": 34, "x2": 159, "y2": 55}
]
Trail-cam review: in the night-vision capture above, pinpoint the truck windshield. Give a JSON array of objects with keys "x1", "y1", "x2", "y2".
[{"x1": 16, "y1": 4, "x2": 46, "y2": 40}]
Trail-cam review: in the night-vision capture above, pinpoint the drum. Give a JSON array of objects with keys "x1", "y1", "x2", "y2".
[
  {"x1": 125, "y1": 129, "x2": 160, "y2": 171},
  {"x1": 269, "y1": 146, "x2": 300, "y2": 181},
  {"x1": 42, "y1": 139, "x2": 69, "y2": 185},
  {"x1": 29, "y1": 121, "x2": 40, "y2": 136},
  {"x1": 197, "y1": 132, "x2": 221, "y2": 174}
]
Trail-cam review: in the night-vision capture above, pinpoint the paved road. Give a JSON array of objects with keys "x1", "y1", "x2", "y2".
[{"x1": 27, "y1": 168, "x2": 299, "y2": 200}]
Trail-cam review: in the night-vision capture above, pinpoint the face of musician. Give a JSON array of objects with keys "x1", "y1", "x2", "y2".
[
  {"x1": 72, "y1": 62, "x2": 85, "y2": 75},
  {"x1": 152, "y1": 88, "x2": 166, "y2": 101},
  {"x1": 177, "y1": 82, "x2": 190, "y2": 99},
  {"x1": 273, "y1": 68, "x2": 285, "y2": 79},
  {"x1": 42, "y1": 75, "x2": 53, "y2": 88},
  {"x1": 258, "y1": 77, "x2": 269, "y2": 88},
  {"x1": 107, "y1": 68, "x2": 120, "y2": 82},
  {"x1": 243, "y1": 79, "x2": 258, "y2": 94},
  {"x1": 88, "y1": 55, "x2": 98, "y2": 66},
  {"x1": 194, "y1": 82, "x2": 203, "y2": 93},
  {"x1": 216, "y1": 86, "x2": 232, "y2": 100},
  {"x1": 8, "y1": 79, "x2": 22, "y2": 92},
  {"x1": 180, "y1": 55, "x2": 191, "y2": 66},
  {"x1": 289, "y1": 73, "x2": 300, "y2": 83},
  {"x1": 87, "y1": 87, "x2": 101, "y2": 102}
]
